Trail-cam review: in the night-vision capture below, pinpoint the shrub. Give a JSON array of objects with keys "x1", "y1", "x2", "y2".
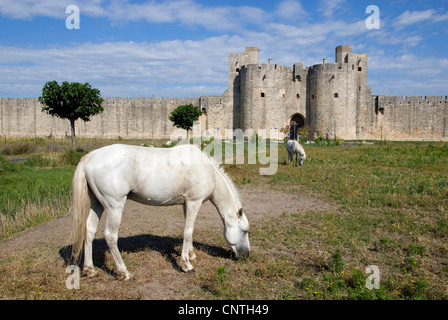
[{"x1": 59, "y1": 149, "x2": 87, "y2": 166}]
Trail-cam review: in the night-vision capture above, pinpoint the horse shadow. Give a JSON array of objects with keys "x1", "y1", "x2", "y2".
[{"x1": 59, "y1": 234, "x2": 233, "y2": 277}]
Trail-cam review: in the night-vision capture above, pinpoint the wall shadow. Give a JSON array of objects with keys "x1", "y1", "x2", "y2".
[{"x1": 59, "y1": 234, "x2": 233, "y2": 277}]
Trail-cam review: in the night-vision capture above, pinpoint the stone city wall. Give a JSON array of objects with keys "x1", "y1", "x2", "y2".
[
  {"x1": 0, "y1": 96, "x2": 208, "y2": 140},
  {"x1": 364, "y1": 96, "x2": 448, "y2": 141}
]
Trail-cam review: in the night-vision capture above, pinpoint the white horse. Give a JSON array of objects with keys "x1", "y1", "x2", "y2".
[
  {"x1": 70, "y1": 144, "x2": 250, "y2": 280},
  {"x1": 286, "y1": 139, "x2": 306, "y2": 166}
]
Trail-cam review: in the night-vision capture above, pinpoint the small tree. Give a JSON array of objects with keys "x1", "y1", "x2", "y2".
[
  {"x1": 169, "y1": 104, "x2": 203, "y2": 140},
  {"x1": 39, "y1": 81, "x2": 104, "y2": 149}
]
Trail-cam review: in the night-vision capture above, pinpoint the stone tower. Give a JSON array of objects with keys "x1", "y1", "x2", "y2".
[
  {"x1": 307, "y1": 45, "x2": 370, "y2": 139},
  {"x1": 235, "y1": 48, "x2": 307, "y2": 136},
  {"x1": 231, "y1": 45, "x2": 370, "y2": 140},
  {"x1": 227, "y1": 47, "x2": 259, "y2": 129}
]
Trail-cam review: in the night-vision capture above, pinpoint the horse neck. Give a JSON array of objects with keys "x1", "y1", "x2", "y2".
[{"x1": 210, "y1": 168, "x2": 239, "y2": 224}]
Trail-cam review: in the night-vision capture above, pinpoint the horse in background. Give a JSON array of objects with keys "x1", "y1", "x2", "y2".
[{"x1": 286, "y1": 139, "x2": 306, "y2": 166}]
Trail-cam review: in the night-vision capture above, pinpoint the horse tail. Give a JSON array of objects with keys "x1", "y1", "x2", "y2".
[{"x1": 69, "y1": 152, "x2": 93, "y2": 263}]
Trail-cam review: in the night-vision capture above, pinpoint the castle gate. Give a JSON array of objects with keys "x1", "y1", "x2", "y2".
[{"x1": 289, "y1": 113, "x2": 305, "y2": 139}]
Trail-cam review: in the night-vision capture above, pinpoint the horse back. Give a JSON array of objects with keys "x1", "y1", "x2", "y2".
[{"x1": 84, "y1": 144, "x2": 216, "y2": 205}]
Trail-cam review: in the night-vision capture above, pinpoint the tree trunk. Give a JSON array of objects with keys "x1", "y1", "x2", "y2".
[{"x1": 70, "y1": 119, "x2": 76, "y2": 150}]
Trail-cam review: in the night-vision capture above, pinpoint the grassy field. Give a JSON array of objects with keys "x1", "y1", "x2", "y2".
[
  {"x1": 0, "y1": 137, "x2": 447, "y2": 299},
  {"x1": 0, "y1": 137, "x2": 166, "y2": 240},
  {"x1": 214, "y1": 141, "x2": 448, "y2": 300}
]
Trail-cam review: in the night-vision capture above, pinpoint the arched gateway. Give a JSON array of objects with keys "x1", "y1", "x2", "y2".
[{"x1": 289, "y1": 113, "x2": 305, "y2": 139}]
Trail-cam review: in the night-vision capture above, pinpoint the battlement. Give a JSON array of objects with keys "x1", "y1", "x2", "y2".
[
  {"x1": 309, "y1": 62, "x2": 340, "y2": 72},
  {"x1": 102, "y1": 96, "x2": 200, "y2": 104},
  {"x1": 243, "y1": 60, "x2": 293, "y2": 74},
  {"x1": 376, "y1": 95, "x2": 448, "y2": 105}
]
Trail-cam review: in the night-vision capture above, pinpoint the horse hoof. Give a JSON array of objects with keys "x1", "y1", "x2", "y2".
[
  {"x1": 83, "y1": 267, "x2": 98, "y2": 278},
  {"x1": 117, "y1": 271, "x2": 132, "y2": 281},
  {"x1": 186, "y1": 269, "x2": 196, "y2": 275}
]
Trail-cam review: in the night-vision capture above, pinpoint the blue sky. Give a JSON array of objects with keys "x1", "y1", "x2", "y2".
[{"x1": 0, "y1": 0, "x2": 447, "y2": 98}]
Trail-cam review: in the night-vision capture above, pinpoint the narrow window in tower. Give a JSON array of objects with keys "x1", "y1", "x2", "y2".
[
  {"x1": 311, "y1": 95, "x2": 315, "y2": 99},
  {"x1": 236, "y1": 68, "x2": 240, "y2": 72},
  {"x1": 261, "y1": 92, "x2": 265, "y2": 97},
  {"x1": 358, "y1": 67, "x2": 362, "y2": 71},
  {"x1": 334, "y1": 93, "x2": 339, "y2": 98}
]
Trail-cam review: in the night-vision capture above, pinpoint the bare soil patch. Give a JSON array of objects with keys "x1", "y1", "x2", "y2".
[{"x1": 0, "y1": 185, "x2": 335, "y2": 300}]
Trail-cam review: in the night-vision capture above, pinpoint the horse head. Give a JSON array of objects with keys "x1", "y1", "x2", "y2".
[{"x1": 225, "y1": 208, "x2": 250, "y2": 259}]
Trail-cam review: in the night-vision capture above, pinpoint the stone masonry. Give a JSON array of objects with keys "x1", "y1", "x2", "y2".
[{"x1": 0, "y1": 45, "x2": 447, "y2": 141}]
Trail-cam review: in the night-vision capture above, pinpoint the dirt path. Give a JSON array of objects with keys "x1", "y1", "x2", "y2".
[{"x1": 0, "y1": 185, "x2": 335, "y2": 299}]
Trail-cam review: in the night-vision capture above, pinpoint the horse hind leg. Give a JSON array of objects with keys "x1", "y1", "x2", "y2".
[
  {"x1": 104, "y1": 201, "x2": 131, "y2": 281},
  {"x1": 83, "y1": 195, "x2": 104, "y2": 278},
  {"x1": 181, "y1": 200, "x2": 202, "y2": 273}
]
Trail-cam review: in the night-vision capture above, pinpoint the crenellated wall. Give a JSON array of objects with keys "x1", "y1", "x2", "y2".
[
  {"x1": 0, "y1": 96, "x2": 226, "y2": 140},
  {"x1": 364, "y1": 95, "x2": 448, "y2": 141}
]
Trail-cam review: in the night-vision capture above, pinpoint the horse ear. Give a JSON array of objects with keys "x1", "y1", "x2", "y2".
[{"x1": 238, "y1": 208, "x2": 244, "y2": 217}]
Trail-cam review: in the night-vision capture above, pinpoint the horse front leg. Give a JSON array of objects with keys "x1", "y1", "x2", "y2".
[{"x1": 181, "y1": 200, "x2": 202, "y2": 273}]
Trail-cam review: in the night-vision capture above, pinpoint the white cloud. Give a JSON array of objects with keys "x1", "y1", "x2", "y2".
[
  {"x1": 318, "y1": 0, "x2": 347, "y2": 18},
  {"x1": 367, "y1": 50, "x2": 448, "y2": 96},
  {"x1": 0, "y1": 0, "x2": 266, "y2": 32},
  {"x1": 0, "y1": 1, "x2": 446, "y2": 98},
  {"x1": 393, "y1": 9, "x2": 448, "y2": 28},
  {"x1": 369, "y1": 51, "x2": 448, "y2": 74},
  {"x1": 108, "y1": 0, "x2": 238, "y2": 30},
  {"x1": 0, "y1": 0, "x2": 106, "y2": 19},
  {"x1": 276, "y1": 0, "x2": 307, "y2": 20},
  {"x1": 0, "y1": 35, "x2": 244, "y2": 97}
]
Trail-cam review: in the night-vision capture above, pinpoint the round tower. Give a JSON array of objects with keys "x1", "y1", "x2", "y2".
[
  {"x1": 239, "y1": 60, "x2": 290, "y2": 132},
  {"x1": 307, "y1": 46, "x2": 367, "y2": 140}
]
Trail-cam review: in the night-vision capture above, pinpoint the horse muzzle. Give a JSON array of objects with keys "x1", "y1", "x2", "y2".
[{"x1": 231, "y1": 244, "x2": 250, "y2": 260}]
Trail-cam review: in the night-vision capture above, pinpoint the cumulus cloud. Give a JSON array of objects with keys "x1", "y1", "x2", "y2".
[
  {"x1": 276, "y1": 0, "x2": 307, "y2": 20},
  {"x1": 0, "y1": 36, "x2": 244, "y2": 97},
  {"x1": 367, "y1": 51, "x2": 448, "y2": 95},
  {"x1": 318, "y1": 0, "x2": 347, "y2": 18},
  {"x1": 0, "y1": 0, "x2": 266, "y2": 32},
  {"x1": 0, "y1": 1, "x2": 446, "y2": 98},
  {"x1": 393, "y1": 9, "x2": 448, "y2": 28},
  {"x1": 0, "y1": 0, "x2": 106, "y2": 19}
]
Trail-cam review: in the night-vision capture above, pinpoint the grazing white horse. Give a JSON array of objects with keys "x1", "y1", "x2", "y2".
[
  {"x1": 70, "y1": 144, "x2": 250, "y2": 280},
  {"x1": 286, "y1": 139, "x2": 306, "y2": 166}
]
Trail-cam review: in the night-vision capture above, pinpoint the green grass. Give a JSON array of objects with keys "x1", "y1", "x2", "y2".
[
  {"x1": 0, "y1": 138, "x2": 447, "y2": 299},
  {"x1": 206, "y1": 141, "x2": 448, "y2": 300},
  {"x1": 0, "y1": 137, "x2": 168, "y2": 239},
  {"x1": 0, "y1": 156, "x2": 74, "y2": 239}
]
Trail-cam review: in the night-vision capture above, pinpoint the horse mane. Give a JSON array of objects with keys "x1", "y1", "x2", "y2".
[{"x1": 207, "y1": 154, "x2": 242, "y2": 209}]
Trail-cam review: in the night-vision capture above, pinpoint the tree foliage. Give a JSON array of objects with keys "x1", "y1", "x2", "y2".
[
  {"x1": 169, "y1": 104, "x2": 203, "y2": 138},
  {"x1": 38, "y1": 81, "x2": 104, "y2": 149}
]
